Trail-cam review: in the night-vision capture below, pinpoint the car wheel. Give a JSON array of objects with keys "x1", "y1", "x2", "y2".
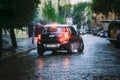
[
  {"x1": 78, "y1": 40, "x2": 84, "y2": 52},
  {"x1": 67, "y1": 42, "x2": 74, "y2": 54},
  {"x1": 37, "y1": 44, "x2": 45, "y2": 56}
]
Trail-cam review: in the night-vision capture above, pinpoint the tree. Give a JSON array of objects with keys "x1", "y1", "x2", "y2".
[
  {"x1": 73, "y1": 2, "x2": 90, "y2": 28},
  {"x1": 92, "y1": 0, "x2": 120, "y2": 17},
  {"x1": 42, "y1": 2, "x2": 57, "y2": 22},
  {"x1": 0, "y1": 0, "x2": 40, "y2": 56},
  {"x1": 112, "y1": 0, "x2": 120, "y2": 17},
  {"x1": 59, "y1": 4, "x2": 72, "y2": 23}
]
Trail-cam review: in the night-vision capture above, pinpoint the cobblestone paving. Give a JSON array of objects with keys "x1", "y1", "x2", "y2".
[{"x1": 0, "y1": 34, "x2": 120, "y2": 80}]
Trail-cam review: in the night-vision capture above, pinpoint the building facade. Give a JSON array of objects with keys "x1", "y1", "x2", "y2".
[{"x1": 92, "y1": 12, "x2": 117, "y2": 30}]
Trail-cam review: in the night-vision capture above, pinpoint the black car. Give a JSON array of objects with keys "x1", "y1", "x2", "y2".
[{"x1": 36, "y1": 23, "x2": 84, "y2": 56}]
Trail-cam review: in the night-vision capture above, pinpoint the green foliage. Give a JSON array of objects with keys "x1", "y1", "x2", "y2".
[
  {"x1": 59, "y1": 6, "x2": 65, "y2": 17},
  {"x1": 59, "y1": 4, "x2": 72, "y2": 17},
  {"x1": 0, "y1": 0, "x2": 40, "y2": 28},
  {"x1": 92, "y1": 0, "x2": 120, "y2": 16},
  {"x1": 42, "y1": 3, "x2": 57, "y2": 22},
  {"x1": 112, "y1": 0, "x2": 120, "y2": 16},
  {"x1": 42, "y1": 2, "x2": 65, "y2": 23},
  {"x1": 91, "y1": 0, "x2": 112, "y2": 15},
  {"x1": 56, "y1": 15, "x2": 65, "y2": 24},
  {"x1": 65, "y1": 4, "x2": 72, "y2": 17},
  {"x1": 73, "y1": 2, "x2": 90, "y2": 28},
  {"x1": 57, "y1": 4, "x2": 72, "y2": 24},
  {"x1": 73, "y1": 3, "x2": 88, "y2": 13}
]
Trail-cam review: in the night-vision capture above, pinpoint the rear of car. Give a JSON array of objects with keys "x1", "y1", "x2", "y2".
[
  {"x1": 99, "y1": 30, "x2": 108, "y2": 37},
  {"x1": 79, "y1": 29, "x2": 86, "y2": 35},
  {"x1": 92, "y1": 29, "x2": 99, "y2": 35},
  {"x1": 37, "y1": 24, "x2": 84, "y2": 56}
]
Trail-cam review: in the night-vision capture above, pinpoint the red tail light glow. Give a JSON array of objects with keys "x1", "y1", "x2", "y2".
[
  {"x1": 58, "y1": 33, "x2": 71, "y2": 43},
  {"x1": 37, "y1": 34, "x2": 41, "y2": 42}
]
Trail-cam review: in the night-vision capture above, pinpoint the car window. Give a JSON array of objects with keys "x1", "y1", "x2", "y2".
[
  {"x1": 44, "y1": 26, "x2": 70, "y2": 33},
  {"x1": 69, "y1": 26, "x2": 77, "y2": 34}
]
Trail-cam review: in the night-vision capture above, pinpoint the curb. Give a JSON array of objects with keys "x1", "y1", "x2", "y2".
[
  {"x1": 0, "y1": 47, "x2": 36, "y2": 62},
  {"x1": 16, "y1": 47, "x2": 37, "y2": 56}
]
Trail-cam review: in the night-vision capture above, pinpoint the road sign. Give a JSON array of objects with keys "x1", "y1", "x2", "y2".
[{"x1": 66, "y1": 18, "x2": 73, "y2": 25}]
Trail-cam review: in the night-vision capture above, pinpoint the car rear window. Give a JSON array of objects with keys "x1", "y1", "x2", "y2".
[{"x1": 44, "y1": 26, "x2": 70, "y2": 33}]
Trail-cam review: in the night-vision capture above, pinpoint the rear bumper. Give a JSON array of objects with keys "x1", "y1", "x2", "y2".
[{"x1": 37, "y1": 42, "x2": 69, "y2": 50}]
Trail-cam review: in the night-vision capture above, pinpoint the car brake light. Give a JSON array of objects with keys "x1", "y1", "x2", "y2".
[
  {"x1": 58, "y1": 33, "x2": 71, "y2": 43},
  {"x1": 64, "y1": 34, "x2": 70, "y2": 40},
  {"x1": 37, "y1": 34, "x2": 41, "y2": 42}
]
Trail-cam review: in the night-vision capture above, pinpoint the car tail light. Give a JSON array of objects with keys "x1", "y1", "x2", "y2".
[
  {"x1": 37, "y1": 34, "x2": 41, "y2": 42},
  {"x1": 58, "y1": 33, "x2": 71, "y2": 43}
]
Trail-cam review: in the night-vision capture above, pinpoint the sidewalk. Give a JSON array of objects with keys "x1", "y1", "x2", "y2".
[
  {"x1": 15, "y1": 37, "x2": 37, "y2": 55},
  {"x1": 1, "y1": 36, "x2": 37, "y2": 61}
]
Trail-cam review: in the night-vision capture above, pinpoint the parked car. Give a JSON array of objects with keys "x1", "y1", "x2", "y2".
[
  {"x1": 97, "y1": 30, "x2": 101, "y2": 36},
  {"x1": 78, "y1": 29, "x2": 86, "y2": 35},
  {"x1": 92, "y1": 29, "x2": 99, "y2": 35},
  {"x1": 37, "y1": 23, "x2": 84, "y2": 56},
  {"x1": 101, "y1": 20, "x2": 120, "y2": 48},
  {"x1": 99, "y1": 30, "x2": 108, "y2": 37},
  {"x1": 86, "y1": 29, "x2": 92, "y2": 34}
]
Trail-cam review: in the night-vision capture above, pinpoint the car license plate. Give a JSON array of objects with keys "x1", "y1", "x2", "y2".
[{"x1": 46, "y1": 44, "x2": 59, "y2": 48}]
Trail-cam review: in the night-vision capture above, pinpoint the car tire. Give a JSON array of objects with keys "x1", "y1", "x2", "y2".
[
  {"x1": 67, "y1": 42, "x2": 74, "y2": 54},
  {"x1": 78, "y1": 39, "x2": 84, "y2": 52},
  {"x1": 37, "y1": 44, "x2": 45, "y2": 56}
]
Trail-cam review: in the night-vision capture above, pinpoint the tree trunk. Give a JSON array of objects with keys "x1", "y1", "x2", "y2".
[
  {"x1": 0, "y1": 27, "x2": 3, "y2": 56},
  {"x1": 10, "y1": 28, "x2": 17, "y2": 48},
  {"x1": 4, "y1": 28, "x2": 7, "y2": 35}
]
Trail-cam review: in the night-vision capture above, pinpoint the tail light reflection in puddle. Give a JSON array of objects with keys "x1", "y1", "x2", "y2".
[
  {"x1": 63, "y1": 57, "x2": 70, "y2": 69},
  {"x1": 37, "y1": 58, "x2": 44, "y2": 69}
]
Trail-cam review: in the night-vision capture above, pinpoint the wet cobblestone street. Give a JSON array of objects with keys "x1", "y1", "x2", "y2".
[{"x1": 0, "y1": 34, "x2": 120, "y2": 80}]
